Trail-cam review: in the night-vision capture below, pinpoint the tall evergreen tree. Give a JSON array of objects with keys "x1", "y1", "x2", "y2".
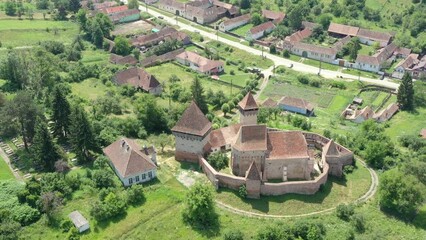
[
  {"x1": 51, "y1": 86, "x2": 71, "y2": 139},
  {"x1": 69, "y1": 104, "x2": 96, "y2": 162},
  {"x1": 190, "y1": 77, "x2": 208, "y2": 114},
  {"x1": 68, "y1": 0, "x2": 81, "y2": 13},
  {"x1": 32, "y1": 118, "x2": 60, "y2": 171},
  {"x1": 397, "y1": 73, "x2": 414, "y2": 111}
]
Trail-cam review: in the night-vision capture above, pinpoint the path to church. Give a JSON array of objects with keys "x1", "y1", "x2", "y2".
[{"x1": 215, "y1": 159, "x2": 378, "y2": 218}]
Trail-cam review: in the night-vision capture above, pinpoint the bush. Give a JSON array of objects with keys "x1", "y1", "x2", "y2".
[
  {"x1": 92, "y1": 170, "x2": 115, "y2": 189},
  {"x1": 238, "y1": 185, "x2": 247, "y2": 198},
  {"x1": 351, "y1": 213, "x2": 366, "y2": 233},
  {"x1": 91, "y1": 192, "x2": 127, "y2": 221},
  {"x1": 126, "y1": 184, "x2": 144, "y2": 205},
  {"x1": 230, "y1": 70, "x2": 235, "y2": 75},
  {"x1": 11, "y1": 204, "x2": 40, "y2": 226},
  {"x1": 343, "y1": 165, "x2": 355, "y2": 174},
  {"x1": 283, "y1": 49, "x2": 290, "y2": 58},
  {"x1": 199, "y1": 36, "x2": 204, "y2": 42},
  {"x1": 223, "y1": 229, "x2": 244, "y2": 240},
  {"x1": 309, "y1": 80, "x2": 321, "y2": 88},
  {"x1": 207, "y1": 152, "x2": 229, "y2": 170},
  {"x1": 336, "y1": 203, "x2": 355, "y2": 221},
  {"x1": 66, "y1": 227, "x2": 80, "y2": 240},
  {"x1": 182, "y1": 183, "x2": 217, "y2": 226},
  {"x1": 60, "y1": 219, "x2": 73, "y2": 232},
  {"x1": 297, "y1": 75, "x2": 310, "y2": 84}
]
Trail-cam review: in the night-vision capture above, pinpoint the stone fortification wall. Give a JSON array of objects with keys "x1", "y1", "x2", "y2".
[{"x1": 260, "y1": 163, "x2": 329, "y2": 196}]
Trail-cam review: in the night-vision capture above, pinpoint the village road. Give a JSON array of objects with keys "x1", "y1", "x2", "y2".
[{"x1": 139, "y1": 5, "x2": 400, "y2": 90}]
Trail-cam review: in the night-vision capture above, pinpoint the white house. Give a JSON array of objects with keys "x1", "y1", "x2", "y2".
[
  {"x1": 246, "y1": 21, "x2": 275, "y2": 41},
  {"x1": 175, "y1": 51, "x2": 224, "y2": 75},
  {"x1": 103, "y1": 138, "x2": 158, "y2": 186},
  {"x1": 69, "y1": 211, "x2": 89, "y2": 233},
  {"x1": 219, "y1": 14, "x2": 250, "y2": 32}
]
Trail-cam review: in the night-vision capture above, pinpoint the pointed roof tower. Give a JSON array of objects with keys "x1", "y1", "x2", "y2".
[
  {"x1": 238, "y1": 92, "x2": 258, "y2": 111},
  {"x1": 323, "y1": 140, "x2": 341, "y2": 156},
  {"x1": 246, "y1": 161, "x2": 261, "y2": 180},
  {"x1": 172, "y1": 101, "x2": 212, "y2": 136}
]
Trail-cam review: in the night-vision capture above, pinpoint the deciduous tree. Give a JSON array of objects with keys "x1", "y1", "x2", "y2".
[{"x1": 182, "y1": 183, "x2": 217, "y2": 226}]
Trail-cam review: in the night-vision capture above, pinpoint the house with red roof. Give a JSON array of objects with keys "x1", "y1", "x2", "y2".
[
  {"x1": 103, "y1": 138, "x2": 157, "y2": 186},
  {"x1": 262, "y1": 9, "x2": 285, "y2": 24},
  {"x1": 113, "y1": 68, "x2": 162, "y2": 95},
  {"x1": 175, "y1": 51, "x2": 224, "y2": 75},
  {"x1": 278, "y1": 96, "x2": 315, "y2": 116},
  {"x1": 219, "y1": 13, "x2": 251, "y2": 32},
  {"x1": 246, "y1": 21, "x2": 276, "y2": 40}
]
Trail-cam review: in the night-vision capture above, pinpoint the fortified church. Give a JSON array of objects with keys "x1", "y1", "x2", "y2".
[{"x1": 172, "y1": 93, "x2": 354, "y2": 197}]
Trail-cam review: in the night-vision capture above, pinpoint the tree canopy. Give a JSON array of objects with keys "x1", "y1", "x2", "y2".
[{"x1": 397, "y1": 73, "x2": 414, "y2": 111}]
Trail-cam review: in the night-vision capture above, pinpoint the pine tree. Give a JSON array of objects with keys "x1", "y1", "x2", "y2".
[
  {"x1": 51, "y1": 86, "x2": 71, "y2": 140},
  {"x1": 69, "y1": 104, "x2": 96, "y2": 162},
  {"x1": 32, "y1": 118, "x2": 60, "y2": 171},
  {"x1": 68, "y1": 0, "x2": 81, "y2": 13},
  {"x1": 190, "y1": 77, "x2": 208, "y2": 114},
  {"x1": 397, "y1": 73, "x2": 414, "y2": 111}
]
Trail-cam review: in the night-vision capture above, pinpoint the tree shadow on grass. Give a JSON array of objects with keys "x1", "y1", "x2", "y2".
[
  {"x1": 184, "y1": 213, "x2": 220, "y2": 238},
  {"x1": 178, "y1": 162, "x2": 203, "y2": 173}
]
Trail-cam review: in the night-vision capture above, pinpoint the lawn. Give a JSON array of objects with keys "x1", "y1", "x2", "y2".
[
  {"x1": 0, "y1": 20, "x2": 79, "y2": 47},
  {"x1": 0, "y1": 155, "x2": 14, "y2": 181},
  {"x1": 81, "y1": 50, "x2": 111, "y2": 65},
  {"x1": 215, "y1": 160, "x2": 371, "y2": 216},
  {"x1": 302, "y1": 58, "x2": 340, "y2": 71},
  {"x1": 342, "y1": 68, "x2": 380, "y2": 79},
  {"x1": 358, "y1": 44, "x2": 376, "y2": 56},
  {"x1": 230, "y1": 23, "x2": 253, "y2": 37},
  {"x1": 205, "y1": 41, "x2": 273, "y2": 69},
  {"x1": 358, "y1": 91, "x2": 392, "y2": 111},
  {"x1": 145, "y1": 62, "x2": 235, "y2": 96},
  {"x1": 70, "y1": 78, "x2": 111, "y2": 101}
]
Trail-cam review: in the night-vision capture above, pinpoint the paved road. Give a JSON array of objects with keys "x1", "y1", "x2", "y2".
[{"x1": 139, "y1": 5, "x2": 399, "y2": 90}]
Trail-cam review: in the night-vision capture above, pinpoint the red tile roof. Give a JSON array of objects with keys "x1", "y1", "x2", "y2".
[
  {"x1": 291, "y1": 41, "x2": 337, "y2": 56},
  {"x1": 328, "y1": 23, "x2": 359, "y2": 36},
  {"x1": 103, "y1": 138, "x2": 157, "y2": 178},
  {"x1": 109, "y1": 9, "x2": 140, "y2": 23},
  {"x1": 357, "y1": 28, "x2": 392, "y2": 43},
  {"x1": 285, "y1": 28, "x2": 312, "y2": 42},
  {"x1": 110, "y1": 54, "x2": 138, "y2": 65},
  {"x1": 261, "y1": 98, "x2": 278, "y2": 108},
  {"x1": 176, "y1": 51, "x2": 224, "y2": 73},
  {"x1": 245, "y1": 161, "x2": 261, "y2": 180},
  {"x1": 420, "y1": 129, "x2": 426, "y2": 139},
  {"x1": 172, "y1": 101, "x2": 212, "y2": 137},
  {"x1": 262, "y1": 9, "x2": 285, "y2": 23},
  {"x1": 114, "y1": 68, "x2": 160, "y2": 91},
  {"x1": 234, "y1": 125, "x2": 267, "y2": 151},
  {"x1": 249, "y1": 21, "x2": 275, "y2": 35},
  {"x1": 209, "y1": 124, "x2": 241, "y2": 149},
  {"x1": 238, "y1": 92, "x2": 258, "y2": 110},
  {"x1": 279, "y1": 96, "x2": 314, "y2": 112},
  {"x1": 223, "y1": 14, "x2": 251, "y2": 26},
  {"x1": 323, "y1": 140, "x2": 341, "y2": 156},
  {"x1": 102, "y1": 5, "x2": 128, "y2": 14},
  {"x1": 373, "y1": 103, "x2": 399, "y2": 122},
  {"x1": 267, "y1": 131, "x2": 309, "y2": 159}
]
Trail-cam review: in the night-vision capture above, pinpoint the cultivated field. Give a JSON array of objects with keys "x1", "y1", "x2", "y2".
[{"x1": 0, "y1": 20, "x2": 79, "y2": 47}]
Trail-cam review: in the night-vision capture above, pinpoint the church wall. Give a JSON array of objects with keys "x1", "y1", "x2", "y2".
[
  {"x1": 265, "y1": 157, "x2": 311, "y2": 180},
  {"x1": 173, "y1": 131, "x2": 210, "y2": 162},
  {"x1": 232, "y1": 149, "x2": 265, "y2": 176}
]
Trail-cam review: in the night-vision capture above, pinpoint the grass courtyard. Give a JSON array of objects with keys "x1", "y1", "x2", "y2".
[{"x1": 230, "y1": 23, "x2": 253, "y2": 37}]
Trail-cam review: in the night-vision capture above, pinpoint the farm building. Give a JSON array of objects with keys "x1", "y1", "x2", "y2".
[
  {"x1": 219, "y1": 14, "x2": 250, "y2": 32},
  {"x1": 175, "y1": 51, "x2": 224, "y2": 75},
  {"x1": 113, "y1": 68, "x2": 162, "y2": 95},
  {"x1": 246, "y1": 21, "x2": 275, "y2": 41},
  {"x1": 69, "y1": 211, "x2": 89, "y2": 233},
  {"x1": 278, "y1": 96, "x2": 315, "y2": 116}
]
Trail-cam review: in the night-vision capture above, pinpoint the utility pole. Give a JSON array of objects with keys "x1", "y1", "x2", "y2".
[
  {"x1": 145, "y1": 2, "x2": 148, "y2": 12},
  {"x1": 261, "y1": 46, "x2": 264, "y2": 58},
  {"x1": 216, "y1": 29, "x2": 219, "y2": 41},
  {"x1": 175, "y1": 14, "x2": 178, "y2": 25},
  {"x1": 318, "y1": 57, "x2": 322, "y2": 75},
  {"x1": 231, "y1": 79, "x2": 233, "y2": 96}
]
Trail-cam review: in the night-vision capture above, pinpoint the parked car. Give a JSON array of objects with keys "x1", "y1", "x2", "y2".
[{"x1": 158, "y1": 16, "x2": 164, "y2": 19}]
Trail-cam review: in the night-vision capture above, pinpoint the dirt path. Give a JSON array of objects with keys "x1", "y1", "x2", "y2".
[{"x1": 215, "y1": 159, "x2": 378, "y2": 219}]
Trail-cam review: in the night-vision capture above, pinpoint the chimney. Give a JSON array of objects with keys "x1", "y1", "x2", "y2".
[
  {"x1": 143, "y1": 144, "x2": 148, "y2": 155},
  {"x1": 121, "y1": 139, "x2": 125, "y2": 147},
  {"x1": 126, "y1": 145, "x2": 130, "y2": 151}
]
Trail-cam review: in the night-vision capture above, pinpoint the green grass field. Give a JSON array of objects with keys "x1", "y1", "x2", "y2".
[
  {"x1": 0, "y1": 155, "x2": 14, "y2": 181},
  {"x1": 81, "y1": 50, "x2": 110, "y2": 65},
  {"x1": 206, "y1": 41, "x2": 273, "y2": 69},
  {"x1": 216, "y1": 161, "x2": 371, "y2": 215},
  {"x1": 70, "y1": 78, "x2": 110, "y2": 101},
  {"x1": 230, "y1": 23, "x2": 253, "y2": 37},
  {"x1": 0, "y1": 20, "x2": 79, "y2": 47}
]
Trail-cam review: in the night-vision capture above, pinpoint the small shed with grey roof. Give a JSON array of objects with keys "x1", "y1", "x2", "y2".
[{"x1": 69, "y1": 211, "x2": 89, "y2": 233}]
